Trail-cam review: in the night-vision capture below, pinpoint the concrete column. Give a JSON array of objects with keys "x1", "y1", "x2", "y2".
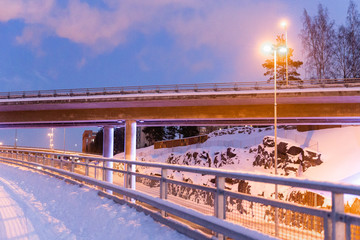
[
  {"x1": 103, "y1": 126, "x2": 114, "y2": 185},
  {"x1": 125, "y1": 120, "x2": 136, "y2": 191}
]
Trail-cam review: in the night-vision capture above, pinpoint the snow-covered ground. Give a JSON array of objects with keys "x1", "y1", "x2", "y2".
[
  {"x1": 116, "y1": 125, "x2": 360, "y2": 205},
  {"x1": 133, "y1": 125, "x2": 360, "y2": 183},
  {"x1": 0, "y1": 163, "x2": 190, "y2": 240}
]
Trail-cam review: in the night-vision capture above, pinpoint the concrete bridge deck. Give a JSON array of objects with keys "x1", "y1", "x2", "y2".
[{"x1": 0, "y1": 81, "x2": 359, "y2": 127}]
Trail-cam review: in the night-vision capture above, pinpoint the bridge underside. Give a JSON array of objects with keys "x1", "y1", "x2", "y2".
[{"x1": 0, "y1": 103, "x2": 359, "y2": 128}]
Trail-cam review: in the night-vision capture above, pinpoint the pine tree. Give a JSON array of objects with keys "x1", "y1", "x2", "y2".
[
  {"x1": 178, "y1": 126, "x2": 199, "y2": 138},
  {"x1": 262, "y1": 35, "x2": 303, "y2": 85},
  {"x1": 165, "y1": 126, "x2": 178, "y2": 140},
  {"x1": 142, "y1": 127, "x2": 166, "y2": 144}
]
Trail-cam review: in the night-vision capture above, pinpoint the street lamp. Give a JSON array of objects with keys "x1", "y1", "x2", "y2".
[
  {"x1": 281, "y1": 20, "x2": 288, "y2": 85},
  {"x1": 262, "y1": 43, "x2": 287, "y2": 237},
  {"x1": 48, "y1": 128, "x2": 54, "y2": 149},
  {"x1": 263, "y1": 44, "x2": 287, "y2": 176}
]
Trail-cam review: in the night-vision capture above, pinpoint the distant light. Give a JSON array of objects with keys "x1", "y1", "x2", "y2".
[
  {"x1": 0, "y1": 142, "x2": 3, "y2": 145},
  {"x1": 36, "y1": 166, "x2": 42, "y2": 170},
  {"x1": 139, "y1": 120, "x2": 144, "y2": 123},
  {"x1": 280, "y1": 20, "x2": 287, "y2": 28}
]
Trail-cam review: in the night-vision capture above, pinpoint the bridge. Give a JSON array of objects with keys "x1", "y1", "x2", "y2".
[{"x1": 0, "y1": 79, "x2": 359, "y2": 128}]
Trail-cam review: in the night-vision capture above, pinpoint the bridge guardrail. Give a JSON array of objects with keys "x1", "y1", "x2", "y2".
[
  {"x1": 0, "y1": 78, "x2": 359, "y2": 100},
  {"x1": 0, "y1": 148, "x2": 360, "y2": 240}
]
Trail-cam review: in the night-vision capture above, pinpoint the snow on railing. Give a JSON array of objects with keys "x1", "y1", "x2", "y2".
[
  {"x1": 0, "y1": 78, "x2": 359, "y2": 100},
  {"x1": 0, "y1": 147, "x2": 360, "y2": 240}
]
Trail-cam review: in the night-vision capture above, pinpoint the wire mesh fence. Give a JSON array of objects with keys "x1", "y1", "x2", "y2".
[{"x1": 351, "y1": 225, "x2": 360, "y2": 240}]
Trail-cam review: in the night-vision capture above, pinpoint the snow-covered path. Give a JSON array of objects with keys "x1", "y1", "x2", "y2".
[{"x1": 0, "y1": 163, "x2": 190, "y2": 240}]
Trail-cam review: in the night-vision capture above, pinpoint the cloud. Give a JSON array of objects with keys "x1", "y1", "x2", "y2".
[
  {"x1": 16, "y1": 25, "x2": 48, "y2": 48},
  {"x1": 0, "y1": 0, "x2": 202, "y2": 51},
  {"x1": 0, "y1": 0, "x2": 289, "y2": 81},
  {"x1": 0, "y1": 0, "x2": 54, "y2": 22},
  {"x1": 77, "y1": 57, "x2": 87, "y2": 69}
]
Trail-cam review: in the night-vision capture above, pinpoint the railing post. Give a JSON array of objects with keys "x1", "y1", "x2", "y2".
[
  {"x1": 102, "y1": 161, "x2": 106, "y2": 181},
  {"x1": 70, "y1": 158, "x2": 74, "y2": 172},
  {"x1": 42, "y1": 155, "x2": 45, "y2": 165},
  {"x1": 331, "y1": 193, "x2": 345, "y2": 240},
  {"x1": 94, "y1": 161, "x2": 98, "y2": 179},
  {"x1": 60, "y1": 156, "x2": 63, "y2": 169},
  {"x1": 215, "y1": 176, "x2": 225, "y2": 240},
  {"x1": 85, "y1": 158, "x2": 89, "y2": 176},
  {"x1": 160, "y1": 168, "x2": 168, "y2": 217}
]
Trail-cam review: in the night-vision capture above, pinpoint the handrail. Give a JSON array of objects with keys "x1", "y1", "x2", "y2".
[
  {"x1": 3, "y1": 147, "x2": 360, "y2": 196},
  {"x1": 0, "y1": 78, "x2": 359, "y2": 100},
  {"x1": 1, "y1": 147, "x2": 360, "y2": 239}
]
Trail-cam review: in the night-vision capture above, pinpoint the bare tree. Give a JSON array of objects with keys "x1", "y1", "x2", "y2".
[
  {"x1": 333, "y1": 25, "x2": 352, "y2": 79},
  {"x1": 345, "y1": 0, "x2": 360, "y2": 78},
  {"x1": 301, "y1": 4, "x2": 336, "y2": 81},
  {"x1": 333, "y1": 1, "x2": 360, "y2": 79}
]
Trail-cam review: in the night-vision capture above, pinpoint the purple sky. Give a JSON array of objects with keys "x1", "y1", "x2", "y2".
[{"x1": 0, "y1": 0, "x2": 356, "y2": 151}]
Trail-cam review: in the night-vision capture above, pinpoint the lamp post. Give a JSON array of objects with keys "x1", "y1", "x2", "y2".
[
  {"x1": 263, "y1": 43, "x2": 287, "y2": 237},
  {"x1": 48, "y1": 128, "x2": 54, "y2": 149},
  {"x1": 14, "y1": 129, "x2": 18, "y2": 148},
  {"x1": 281, "y1": 21, "x2": 288, "y2": 86}
]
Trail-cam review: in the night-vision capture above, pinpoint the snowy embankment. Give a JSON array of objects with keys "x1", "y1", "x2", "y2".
[
  {"x1": 0, "y1": 163, "x2": 189, "y2": 240},
  {"x1": 116, "y1": 125, "x2": 360, "y2": 205}
]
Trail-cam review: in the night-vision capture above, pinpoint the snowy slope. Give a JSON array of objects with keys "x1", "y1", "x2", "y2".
[
  {"x1": 0, "y1": 163, "x2": 190, "y2": 240},
  {"x1": 115, "y1": 126, "x2": 360, "y2": 203},
  {"x1": 131, "y1": 126, "x2": 360, "y2": 183}
]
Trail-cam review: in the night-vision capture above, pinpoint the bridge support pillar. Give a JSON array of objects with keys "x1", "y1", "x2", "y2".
[
  {"x1": 103, "y1": 126, "x2": 114, "y2": 193},
  {"x1": 125, "y1": 120, "x2": 136, "y2": 195}
]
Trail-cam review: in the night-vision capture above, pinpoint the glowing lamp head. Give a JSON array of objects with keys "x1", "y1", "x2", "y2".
[
  {"x1": 262, "y1": 44, "x2": 273, "y2": 54},
  {"x1": 279, "y1": 47, "x2": 287, "y2": 54},
  {"x1": 281, "y1": 20, "x2": 287, "y2": 29}
]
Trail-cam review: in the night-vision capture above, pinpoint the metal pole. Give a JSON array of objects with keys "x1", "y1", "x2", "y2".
[
  {"x1": 285, "y1": 26, "x2": 288, "y2": 86},
  {"x1": 63, "y1": 128, "x2": 66, "y2": 153},
  {"x1": 274, "y1": 49, "x2": 279, "y2": 237},
  {"x1": 14, "y1": 129, "x2": 17, "y2": 148}
]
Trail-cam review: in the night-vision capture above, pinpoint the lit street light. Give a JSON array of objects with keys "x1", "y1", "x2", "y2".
[
  {"x1": 262, "y1": 43, "x2": 287, "y2": 237},
  {"x1": 281, "y1": 20, "x2": 288, "y2": 86}
]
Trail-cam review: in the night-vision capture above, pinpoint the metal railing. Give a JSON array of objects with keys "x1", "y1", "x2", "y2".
[
  {"x1": 0, "y1": 78, "x2": 359, "y2": 100},
  {"x1": 0, "y1": 147, "x2": 360, "y2": 240}
]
